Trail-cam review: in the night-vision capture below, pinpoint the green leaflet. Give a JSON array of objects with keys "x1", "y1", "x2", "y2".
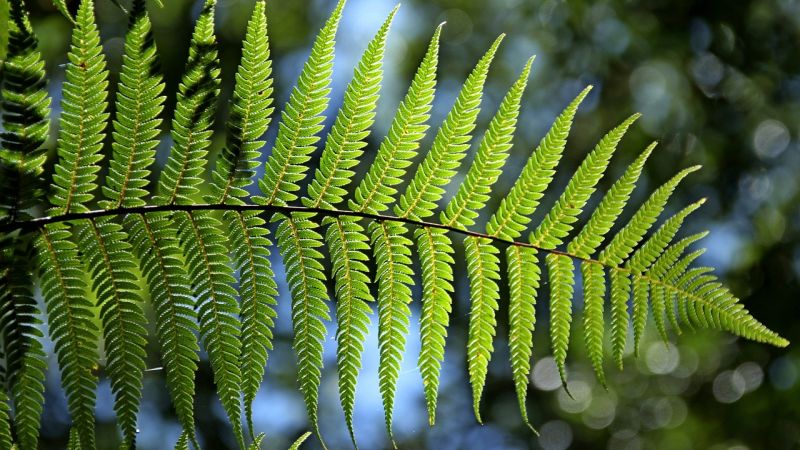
[
  {"x1": 289, "y1": 432, "x2": 312, "y2": 450},
  {"x1": 275, "y1": 213, "x2": 330, "y2": 441},
  {"x1": 211, "y1": 0, "x2": 273, "y2": 205},
  {"x1": 464, "y1": 236, "x2": 501, "y2": 422},
  {"x1": 506, "y1": 245, "x2": 539, "y2": 428},
  {"x1": 304, "y1": 5, "x2": 395, "y2": 210},
  {"x1": 1, "y1": 0, "x2": 51, "y2": 223},
  {"x1": 258, "y1": 0, "x2": 345, "y2": 206},
  {"x1": 125, "y1": 213, "x2": 199, "y2": 446},
  {"x1": 609, "y1": 269, "x2": 630, "y2": 369},
  {"x1": 395, "y1": 35, "x2": 503, "y2": 220},
  {"x1": 227, "y1": 211, "x2": 277, "y2": 439},
  {"x1": 175, "y1": 210, "x2": 244, "y2": 449},
  {"x1": 546, "y1": 253, "x2": 574, "y2": 389},
  {"x1": 441, "y1": 56, "x2": 534, "y2": 229},
  {"x1": 581, "y1": 261, "x2": 606, "y2": 386},
  {"x1": 350, "y1": 23, "x2": 441, "y2": 214},
  {"x1": 76, "y1": 218, "x2": 147, "y2": 448},
  {"x1": 326, "y1": 215, "x2": 371, "y2": 445},
  {"x1": 49, "y1": 0, "x2": 109, "y2": 215},
  {"x1": 415, "y1": 226, "x2": 454, "y2": 425},
  {"x1": 486, "y1": 86, "x2": 592, "y2": 240},
  {"x1": 103, "y1": 0, "x2": 165, "y2": 209},
  {"x1": 156, "y1": 0, "x2": 220, "y2": 206},
  {"x1": 37, "y1": 225, "x2": 99, "y2": 450},
  {"x1": 372, "y1": 220, "x2": 414, "y2": 444}
]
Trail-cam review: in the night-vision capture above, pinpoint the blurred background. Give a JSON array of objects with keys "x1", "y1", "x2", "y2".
[{"x1": 17, "y1": 0, "x2": 800, "y2": 448}]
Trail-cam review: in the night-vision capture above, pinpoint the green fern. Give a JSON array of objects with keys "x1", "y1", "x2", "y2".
[{"x1": 0, "y1": 1, "x2": 790, "y2": 449}]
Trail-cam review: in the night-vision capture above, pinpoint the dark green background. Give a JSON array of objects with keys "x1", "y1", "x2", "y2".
[{"x1": 17, "y1": 0, "x2": 800, "y2": 448}]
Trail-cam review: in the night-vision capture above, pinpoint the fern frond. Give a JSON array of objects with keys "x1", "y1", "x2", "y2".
[
  {"x1": 372, "y1": 220, "x2": 414, "y2": 443},
  {"x1": 581, "y1": 261, "x2": 606, "y2": 386},
  {"x1": 506, "y1": 245, "x2": 539, "y2": 427},
  {"x1": 530, "y1": 113, "x2": 640, "y2": 249},
  {"x1": 258, "y1": 0, "x2": 345, "y2": 206},
  {"x1": 275, "y1": 213, "x2": 330, "y2": 441},
  {"x1": 125, "y1": 213, "x2": 199, "y2": 445},
  {"x1": 598, "y1": 165, "x2": 700, "y2": 266},
  {"x1": 304, "y1": 5, "x2": 396, "y2": 210},
  {"x1": 0, "y1": 0, "x2": 51, "y2": 223},
  {"x1": 568, "y1": 142, "x2": 656, "y2": 258},
  {"x1": 464, "y1": 236, "x2": 501, "y2": 422},
  {"x1": 546, "y1": 253, "x2": 574, "y2": 389},
  {"x1": 325, "y1": 216, "x2": 371, "y2": 445},
  {"x1": 486, "y1": 86, "x2": 592, "y2": 240},
  {"x1": 395, "y1": 34, "x2": 503, "y2": 220},
  {"x1": 248, "y1": 433, "x2": 265, "y2": 450},
  {"x1": 156, "y1": 0, "x2": 220, "y2": 205},
  {"x1": 36, "y1": 226, "x2": 98, "y2": 450},
  {"x1": 75, "y1": 218, "x2": 146, "y2": 448},
  {"x1": 415, "y1": 226, "x2": 454, "y2": 425},
  {"x1": 210, "y1": 0, "x2": 273, "y2": 205},
  {"x1": 103, "y1": 1, "x2": 165, "y2": 209},
  {"x1": 350, "y1": 23, "x2": 442, "y2": 214},
  {"x1": 441, "y1": 56, "x2": 534, "y2": 229},
  {"x1": 630, "y1": 276, "x2": 648, "y2": 358},
  {"x1": 175, "y1": 211, "x2": 244, "y2": 449},
  {"x1": 49, "y1": 0, "x2": 109, "y2": 215}
]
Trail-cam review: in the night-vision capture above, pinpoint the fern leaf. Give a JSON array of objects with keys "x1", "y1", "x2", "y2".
[
  {"x1": 75, "y1": 218, "x2": 146, "y2": 448},
  {"x1": 581, "y1": 261, "x2": 606, "y2": 386},
  {"x1": 0, "y1": 0, "x2": 51, "y2": 223},
  {"x1": 52, "y1": 0, "x2": 73, "y2": 22},
  {"x1": 103, "y1": 1, "x2": 165, "y2": 209},
  {"x1": 325, "y1": 216, "x2": 372, "y2": 445},
  {"x1": 546, "y1": 253, "x2": 574, "y2": 389},
  {"x1": 609, "y1": 269, "x2": 630, "y2": 369},
  {"x1": 486, "y1": 86, "x2": 592, "y2": 240},
  {"x1": 415, "y1": 226, "x2": 454, "y2": 425},
  {"x1": 464, "y1": 236, "x2": 501, "y2": 422},
  {"x1": 568, "y1": 142, "x2": 656, "y2": 258},
  {"x1": 156, "y1": 0, "x2": 220, "y2": 205},
  {"x1": 248, "y1": 433, "x2": 265, "y2": 450},
  {"x1": 175, "y1": 211, "x2": 244, "y2": 449},
  {"x1": 598, "y1": 165, "x2": 700, "y2": 266},
  {"x1": 258, "y1": 0, "x2": 345, "y2": 206},
  {"x1": 49, "y1": 0, "x2": 109, "y2": 215},
  {"x1": 210, "y1": 0, "x2": 273, "y2": 204},
  {"x1": 441, "y1": 56, "x2": 534, "y2": 229},
  {"x1": 228, "y1": 211, "x2": 277, "y2": 438},
  {"x1": 506, "y1": 245, "x2": 539, "y2": 426},
  {"x1": 36, "y1": 226, "x2": 98, "y2": 450},
  {"x1": 650, "y1": 283, "x2": 668, "y2": 343},
  {"x1": 371, "y1": 220, "x2": 414, "y2": 443},
  {"x1": 395, "y1": 35, "x2": 503, "y2": 220},
  {"x1": 304, "y1": 5, "x2": 396, "y2": 210},
  {"x1": 275, "y1": 213, "x2": 330, "y2": 440},
  {"x1": 530, "y1": 113, "x2": 640, "y2": 249},
  {"x1": 350, "y1": 23, "x2": 442, "y2": 214},
  {"x1": 125, "y1": 214, "x2": 198, "y2": 445}
]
